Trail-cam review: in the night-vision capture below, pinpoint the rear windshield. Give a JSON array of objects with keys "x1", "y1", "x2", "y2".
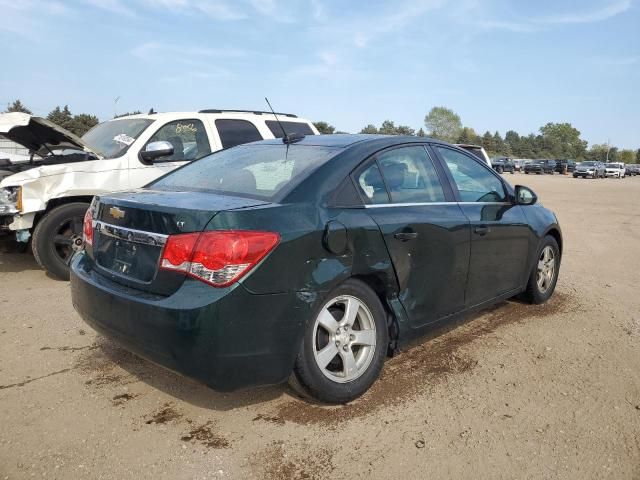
[
  {"x1": 150, "y1": 144, "x2": 339, "y2": 200},
  {"x1": 459, "y1": 147, "x2": 485, "y2": 161},
  {"x1": 265, "y1": 121, "x2": 315, "y2": 138}
]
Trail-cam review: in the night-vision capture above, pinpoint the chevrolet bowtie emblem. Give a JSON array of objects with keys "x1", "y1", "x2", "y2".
[{"x1": 109, "y1": 206, "x2": 125, "y2": 220}]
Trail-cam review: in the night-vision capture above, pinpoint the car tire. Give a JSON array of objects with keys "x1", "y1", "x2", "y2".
[
  {"x1": 523, "y1": 235, "x2": 560, "y2": 305},
  {"x1": 290, "y1": 278, "x2": 389, "y2": 404},
  {"x1": 32, "y1": 202, "x2": 89, "y2": 281}
]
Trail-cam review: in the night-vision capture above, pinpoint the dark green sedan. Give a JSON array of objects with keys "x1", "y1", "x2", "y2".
[{"x1": 71, "y1": 134, "x2": 562, "y2": 403}]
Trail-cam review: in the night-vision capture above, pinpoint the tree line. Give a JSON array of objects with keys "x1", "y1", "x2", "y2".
[
  {"x1": 5, "y1": 100, "x2": 638, "y2": 163},
  {"x1": 315, "y1": 106, "x2": 639, "y2": 164}
]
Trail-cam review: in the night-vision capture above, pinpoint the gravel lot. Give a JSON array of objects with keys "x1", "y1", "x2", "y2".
[{"x1": 1, "y1": 173, "x2": 639, "y2": 479}]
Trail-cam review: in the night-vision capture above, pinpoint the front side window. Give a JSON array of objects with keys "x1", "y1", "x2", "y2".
[
  {"x1": 436, "y1": 146, "x2": 506, "y2": 202},
  {"x1": 145, "y1": 119, "x2": 210, "y2": 162},
  {"x1": 377, "y1": 146, "x2": 446, "y2": 203},
  {"x1": 215, "y1": 119, "x2": 263, "y2": 149}
]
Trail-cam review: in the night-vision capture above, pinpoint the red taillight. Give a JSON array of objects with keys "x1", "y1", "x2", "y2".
[
  {"x1": 160, "y1": 230, "x2": 280, "y2": 287},
  {"x1": 83, "y1": 205, "x2": 94, "y2": 246}
]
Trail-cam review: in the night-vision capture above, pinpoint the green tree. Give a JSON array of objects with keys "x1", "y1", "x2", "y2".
[
  {"x1": 379, "y1": 120, "x2": 397, "y2": 135},
  {"x1": 313, "y1": 121, "x2": 335, "y2": 134},
  {"x1": 416, "y1": 128, "x2": 426, "y2": 137},
  {"x1": 618, "y1": 149, "x2": 635, "y2": 164},
  {"x1": 539, "y1": 122, "x2": 587, "y2": 159},
  {"x1": 69, "y1": 113, "x2": 99, "y2": 136},
  {"x1": 360, "y1": 124, "x2": 378, "y2": 134},
  {"x1": 395, "y1": 125, "x2": 415, "y2": 136},
  {"x1": 608, "y1": 147, "x2": 619, "y2": 162},
  {"x1": 47, "y1": 105, "x2": 74, "y2": 131},
  {"x1": 636, "y1": 149, "x2": 640, "y2": 164},
  {"x1": 457, "y1": 127, "x2": 479, "y2": 144},
  {"x1": 424, "y1": 106, "x2": 462, "y2": 142},
  {"x1": 482, "y1": 131, "x2": 494, "y2": 154},
  {"x1": 5, "y1": 99, "x2": 32, "y2": 114},
  {"x1": 493, "y1": 131, "x2": 505, "y2": 155}
]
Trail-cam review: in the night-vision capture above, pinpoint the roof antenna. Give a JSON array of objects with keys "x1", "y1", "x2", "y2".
[{"x1": 265, "y1": 97, "x2": 304, "y2": 145}]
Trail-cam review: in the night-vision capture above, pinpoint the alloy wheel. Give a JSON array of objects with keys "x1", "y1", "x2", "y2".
[
  {"x1": 312, "y1": 295, "x2": 377, "y2": 383},
  {"x1": 536, "y1": 246, "x2": 556, "y2": 293},
  {"x1": 52, "y1": 216, "x2": 84, "y2": 265}
]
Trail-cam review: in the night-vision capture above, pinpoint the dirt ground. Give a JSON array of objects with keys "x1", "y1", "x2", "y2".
[{"x1": 1, "y1": 173, "x2": 639, "y2": 479}]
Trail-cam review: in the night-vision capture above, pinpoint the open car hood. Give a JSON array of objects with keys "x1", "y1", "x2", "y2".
[{"x1": 0, "y1": 112, "x2": 96, "y2": 158}]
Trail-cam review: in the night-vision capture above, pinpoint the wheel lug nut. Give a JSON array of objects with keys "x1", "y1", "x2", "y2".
[
  {"x1": 335, "y1": 341, "x2": 340, "y2": 346},
  {"x1": 342, "y1": 345, "x2": 349, "y2": 351},
  {"x1": 336, "y1": 328, "x2": 341, "y2": 334}
]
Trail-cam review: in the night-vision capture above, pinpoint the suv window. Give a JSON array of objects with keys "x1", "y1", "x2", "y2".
[
  {"x1": 265, "y1": 121, "x2": 315, "y2": 138},
  {"x1": 215, "y1": 119, "x2": 262, "y2": 149},
  {"x1": 145, "y1": 119, "x2": 210, "y2": 162},
  {"x1": 436, "y1": 146, "x2": 506, "y2": 202}
]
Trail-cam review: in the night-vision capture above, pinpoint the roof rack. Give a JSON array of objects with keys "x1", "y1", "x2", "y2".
[{"x1": 198, "y1": 109, "x2": 298, "y2": 118}]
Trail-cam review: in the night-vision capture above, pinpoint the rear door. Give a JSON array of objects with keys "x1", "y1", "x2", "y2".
[
  {"x1": 354, "y1": 145, "x2": 470, "y2": 328},
  {"x1": 432, "y1": 145, "x2": 530, "y2": 307}
]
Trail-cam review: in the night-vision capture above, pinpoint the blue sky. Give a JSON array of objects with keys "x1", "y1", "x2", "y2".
[{"x1": 1, "y1": 0, "x2": 638, "y2": 148}]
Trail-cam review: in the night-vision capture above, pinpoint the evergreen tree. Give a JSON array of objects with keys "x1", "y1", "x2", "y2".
[{"x1": 5, "y1": 99, "x2": 32, "y2": 114}]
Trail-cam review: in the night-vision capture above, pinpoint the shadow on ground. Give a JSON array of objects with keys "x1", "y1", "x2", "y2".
[{"x1": 74, "y1": 291, "x2": 575, "y2": 418}]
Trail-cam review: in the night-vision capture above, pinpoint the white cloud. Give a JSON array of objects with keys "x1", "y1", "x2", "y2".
[
  {"x1": 535, "y1": 0, "x2": 631, "y2": 25},
  {"x1": 130, "y1": 41, "x2": 249, "y2": 60}
]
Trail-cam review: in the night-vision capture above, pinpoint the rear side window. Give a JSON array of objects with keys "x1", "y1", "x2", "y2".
[
  {"x1": 378, "y1": 146, "x2": 446, "y2": 203},
  {"x1": 215, "y1": 119, "x2": 263, "y2": 149},
  {"x1": 265, "y1": 121, "x2": 315, "y2": 138},
  {"x1": 354, "y1": 146, "x2": 446, "y2": 204},
  {"x1": 436, "y1": 146, "x2": 506, "y2": 202}
]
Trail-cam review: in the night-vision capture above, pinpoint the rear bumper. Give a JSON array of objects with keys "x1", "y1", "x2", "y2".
[{"x1": 70, "y1": 252, "x2": 313, "y2": 391}]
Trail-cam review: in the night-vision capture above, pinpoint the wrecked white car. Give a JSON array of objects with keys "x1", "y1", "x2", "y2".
[{"x1": 0, "y1": 110, "x2": 318, "y2": 279}]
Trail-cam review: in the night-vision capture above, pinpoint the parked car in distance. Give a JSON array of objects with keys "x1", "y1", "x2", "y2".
[
  {"x1": 605, "y1": 162, "x2": 626, "y2": 178},
  {"x1": 541, "y1": 160, "x2": 557, "y2": 174},
  {"x1": 555, "y1": 159, "x2": 576, "y2": 173},
  {"x1": 573, "y1": 161, "x2": 605, "y2": 179},
  {"x1": 524, "y1": 161, "x2": 544, "y2": 174},
  {"x1": 454, "y1": 144, "x2": 491, "y2": 167},
  {"x1": 71, "y1": 135, "x2": 563, "y2": 404},
  {"x1": 0, "y1": 110, "x2": 318, "y2": 279},
  {"x1": 626, "y1": 165, "x2": 639, "y2": 176},
  {"x1": 491, "y1": 157, "x2": 516, "y2": 174},
  {"x1": 513, "y1": 159, "x2": 524, "y2": 172}
]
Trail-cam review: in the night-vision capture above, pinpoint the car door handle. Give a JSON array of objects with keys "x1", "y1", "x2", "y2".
[
  {"x1": 394, "y1": 232, "x2": 419, "y2": 241},
  {"x1": 474, "y1": 225, "x2": 491, "y2": 236}
]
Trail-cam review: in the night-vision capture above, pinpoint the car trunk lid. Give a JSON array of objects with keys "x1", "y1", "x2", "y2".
[{"x1": 89, "y1": 189, "x2": 269, "y2": 295}]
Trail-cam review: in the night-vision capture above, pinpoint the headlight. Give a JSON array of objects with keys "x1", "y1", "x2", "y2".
[{"x1": 0, "y1": 187, "x2": 20, "y2": 214}]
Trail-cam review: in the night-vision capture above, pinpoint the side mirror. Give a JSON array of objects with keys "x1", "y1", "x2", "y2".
[
  {"x1": 139, "y1": 141, "x2": 174, "y2": 163},
  {"x1": 515, "y1": 185, "x2": 537, "y2": 205}
]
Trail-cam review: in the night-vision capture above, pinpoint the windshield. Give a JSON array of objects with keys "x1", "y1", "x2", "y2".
[
  {"x1": 605, "y1": 163, "x2": 619, "y2": 168},
  {"x1": 82, "y1": 118, "x2": 154, "y2": 159},
  {"x1": 581, "y1": 162, "x2": 595, "y2": 167},
  {"x1": 151, "y1": 144, "x2": 340, "y2": 200}
]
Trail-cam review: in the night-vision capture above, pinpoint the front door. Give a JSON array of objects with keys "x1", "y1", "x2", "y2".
[
  {"x1": 433, "y1": 145, "x2": 530, "y2": 307},
  {"x1": 354, "y1": 145, "x2": 470, "y2": 328},
  {"x1": 130, "y1": 118, "x2": 213, "y2": 188}
]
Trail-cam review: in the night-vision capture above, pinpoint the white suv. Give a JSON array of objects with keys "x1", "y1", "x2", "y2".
[
  {"x1": 0, "y1": 110, "x2": 318, "y2": 278},
  {"x1": 604, "y1": 162, "x2": 625, "y2": 178}
]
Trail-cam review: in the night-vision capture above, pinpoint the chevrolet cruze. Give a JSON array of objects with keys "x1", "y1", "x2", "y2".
[{"x1": 71, "y1": 134, "x2": 562, "y2": 403}]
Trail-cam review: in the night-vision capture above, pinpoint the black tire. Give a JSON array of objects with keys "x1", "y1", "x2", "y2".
[
  {"x1": 522, "y1": 235, "x2": 560, "y2": 305},
  {"x1": 290, "y1": 278, "x2": 389, "y2": 404},
  {"x1": 32, "y1": 202, "x2": 89, "y2": 280},
  {"x1": 496, "y1": 166, "x2": 504, "y2": 174}
]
